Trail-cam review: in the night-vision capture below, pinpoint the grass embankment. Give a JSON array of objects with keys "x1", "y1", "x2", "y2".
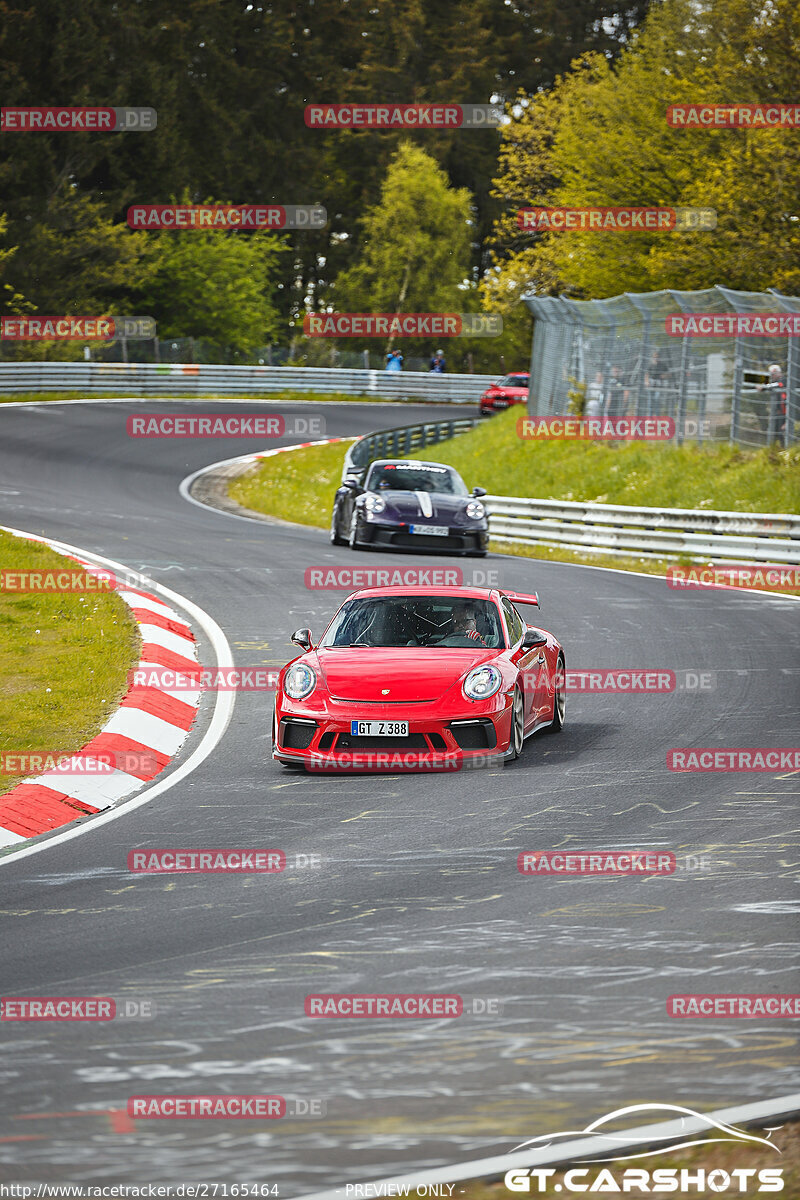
[
  {"x1": 458, "y1": 1118, "x2": 799, "y2": 1199},
  {"x1": 0, "y1": 530, "x2": 140, "y2": 796},
  {"x1": 435, "y1": 408, "x2": 800, "y2": 513},
  {"x1": 227, "y1": 408, "x2": 799, "y2": 540}
]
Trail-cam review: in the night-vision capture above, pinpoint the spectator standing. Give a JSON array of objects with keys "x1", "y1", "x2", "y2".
[
  {"x1": 385, "y1": 349, "x2": 404, "y2": 372},
  {"x1": 585, "y1": 371, "x2": 604, "y2": 419},
  {"x1": 429, "y1": 349, "x2": 446, "y2": 373}
]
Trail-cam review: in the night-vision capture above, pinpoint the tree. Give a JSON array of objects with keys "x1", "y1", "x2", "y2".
[
  {"x1": 330, "y1": 142, "x2": 473, "y2": 356},
  {"x1": 485, "y1": 0, "x2": 800, "y2": 300},
  {"x1": 135, "y1": 220, "x2": 283, "y2": 357}
]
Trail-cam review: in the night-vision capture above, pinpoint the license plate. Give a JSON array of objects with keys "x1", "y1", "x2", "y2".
[
  {"x1": 410, "y1": 525, "x2": 449, "y2": 536},
  {"x1": 350, "y1": 720, "x2": 409, "y2": 737}
]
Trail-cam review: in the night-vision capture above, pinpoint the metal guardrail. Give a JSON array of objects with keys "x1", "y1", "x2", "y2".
[
  {"x1": 0, "y1": 361, "x2": 495, "y2": 404},
  {"x1": 342, "y1": 417, "x2": 481, "y2": 480},
  {"x1": 486, "y1": 495, "x2": 800, "y2": 564},
  {"x1": 341, "y1": 415, "x2": 798, "y2": 564}
]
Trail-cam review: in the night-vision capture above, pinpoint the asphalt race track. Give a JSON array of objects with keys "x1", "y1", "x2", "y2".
[{"x1": 1, "y1": 398, "x2": 798, "y2": 1194}]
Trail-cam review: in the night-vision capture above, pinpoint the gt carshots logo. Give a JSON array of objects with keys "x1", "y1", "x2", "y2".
[{"x1": 503, "y1": 1103, "x2": 785, "y2": 1193}]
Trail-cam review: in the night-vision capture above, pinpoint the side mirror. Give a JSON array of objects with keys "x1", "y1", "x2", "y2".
[
  {"x1": 291, "y1": 628, "x2": 313, "y2": 652},
  {"x1": 472, "y1": 486, "x2": 487, "y2": 497},
  {"x1": 522, "y1": 628, "x2": 548, "y2": 649},
  {"x1": 343, "y1": 477, "x2": 363, "y2": 492}
]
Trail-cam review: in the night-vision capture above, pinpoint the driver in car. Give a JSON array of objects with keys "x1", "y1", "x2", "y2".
[{"x1": 452, "y1": 603, "x2": 488, "y2": 646}]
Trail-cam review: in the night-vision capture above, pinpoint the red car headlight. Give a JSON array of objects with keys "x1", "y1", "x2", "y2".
[
  {"x1": 284, "y1": 663, "x2": 317, "y2": 699},
  {"x1": 463, "y1": 665, "x2": 503, "y2": 700}
]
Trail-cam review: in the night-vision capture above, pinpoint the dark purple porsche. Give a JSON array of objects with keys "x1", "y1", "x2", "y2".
[{"x1": 330, "y1": 459, "x2": 489, "y2": 557}]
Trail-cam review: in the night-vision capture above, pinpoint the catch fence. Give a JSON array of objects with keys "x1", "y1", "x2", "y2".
[{"x1": 525, "y1": 286, "x2": 799, "y2": 447}]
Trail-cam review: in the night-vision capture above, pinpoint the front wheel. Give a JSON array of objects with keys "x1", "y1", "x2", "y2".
[
  {"x1": 507, "y1": 685, "x2": 525, "y2": 761},
  {"x1": 348, "y1": 511, "x2": 363, "y2": 550},
  {"x1": 547, "y1": 655, "x2": 566, "y2": 732},
  {"x1": 330, "y1": 504, "x2": 345, "y2": 545}
]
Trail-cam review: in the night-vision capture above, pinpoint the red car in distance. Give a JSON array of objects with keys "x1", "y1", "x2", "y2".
[
  {"x1": 479, "y1": 372, "x2": 530, "y2": 416},
  {"x1": 272, "y1": 586, "x2": 565, "y2": 772}
]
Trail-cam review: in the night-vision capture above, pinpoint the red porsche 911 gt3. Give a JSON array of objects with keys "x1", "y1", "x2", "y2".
[{"x1": 272, "y1": 586, "x2": 565, "y2": 772}]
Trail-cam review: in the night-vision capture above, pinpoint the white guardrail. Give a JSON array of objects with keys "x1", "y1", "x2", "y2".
[
  {"x1": 485, "y1": 495, "x2": 800, "y2": 564},
  {"x1": 0, "y1": 361, "x2": 493, "y2": 404}
]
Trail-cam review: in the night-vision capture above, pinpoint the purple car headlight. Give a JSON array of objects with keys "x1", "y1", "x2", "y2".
[
  {"x1": 364, "y1": 494, "x2": 386, "y2": 515},
  {"x1": 463, "y1": 665, "x2": 502, "y2": 700}
]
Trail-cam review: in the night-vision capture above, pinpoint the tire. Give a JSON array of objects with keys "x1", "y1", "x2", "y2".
[
  {"x1": 507, "y1": 685, "x2": 525, "y2": 761},
  {"x1": 547, "y1": 655, "x2": 566, "y2": 733},
  {"x1": 330, "y1": 504, "x2": 345, "y2": 545},
  {"x1": 348, "y1": 511, "x2": 363, "y2": 550}
]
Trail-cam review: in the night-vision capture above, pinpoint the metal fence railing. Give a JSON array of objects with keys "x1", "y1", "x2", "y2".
[
  {"x1": 525, "y1": 286, "x2": 799, "y2": 448},
  {"x1": 342, "y1": 417, "x2": 480, "y2": 481},
  {"x1": 486, "y1": 495, "x2": 800, "y2": 563},
  {"x1": 339, "y1": 416, "x2": 798, "y2": 563},
  {"x1": 0, "y1": 362, "x2": 494, "y2": 404}
]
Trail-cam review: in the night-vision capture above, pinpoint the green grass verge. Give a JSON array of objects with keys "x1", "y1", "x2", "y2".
[
  {"x1": 226, "y1": 418, "x2": 800, "y2": 591},
  {"x1": 227, "y1": 407, "x2": 800, "y2": 525},
  {"x1": 0, "y1": 530, "x2": 141, "y2": 796},
  {"x1": 229, "y1": 439, "x2": 353, "y2": 527},
  {"x1": 435, "y1": 408, "x2": 800, "y2": 513}
]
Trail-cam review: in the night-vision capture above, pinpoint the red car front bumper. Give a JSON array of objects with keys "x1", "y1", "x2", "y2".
[{"x1": 273, "y1": 695, "x2": 514, "y2": 772}]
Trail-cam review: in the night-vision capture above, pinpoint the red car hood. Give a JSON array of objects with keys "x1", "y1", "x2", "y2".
[{"x1": 318, "y1": 648, "x2": 493, "y2": 702}]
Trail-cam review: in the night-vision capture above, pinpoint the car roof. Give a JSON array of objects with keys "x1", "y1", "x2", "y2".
[
  {"x1": 344, "y1": 585, "x2": 503, "y2": 601},
  {"x1": 367, "y1": 459, "x2": 458, "y2": 470}
]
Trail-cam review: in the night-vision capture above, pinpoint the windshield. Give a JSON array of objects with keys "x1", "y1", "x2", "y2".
[
  {"x1": 321, "y1": 596, "x2": 505, "y2": 649},
  {"x1": 365, "y1": 463, "x2": 468, "y2": 495},
  {"x1": 499, "y1": 375, "x2": 529, "y2": 388}
]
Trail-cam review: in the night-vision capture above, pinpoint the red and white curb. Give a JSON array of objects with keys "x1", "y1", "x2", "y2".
[{"x1": 0, "y1": 530, "x2": 204, "y2": 848}]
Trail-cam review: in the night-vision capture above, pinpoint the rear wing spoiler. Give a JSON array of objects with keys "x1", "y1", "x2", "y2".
[{"x1": 502, "y1": 590, "x2": 539, "y2": 608}]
